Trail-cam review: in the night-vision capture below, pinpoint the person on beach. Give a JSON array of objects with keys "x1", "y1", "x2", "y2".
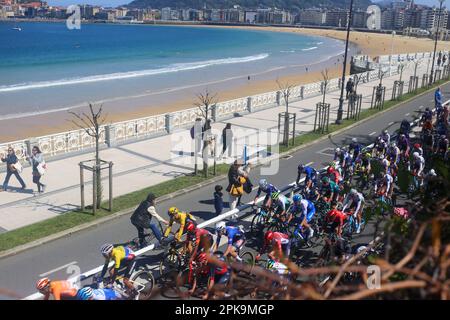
[
  {"x1": 221, "y1": 123, "x2": 233, "y2": 159},
  {"x1": 1, "y1": 147, "x2": 26, "y2": 192},
  {"x1": 214, "y1": 185, "x2": 224, "y2": 217},
  {"x1": 26, "y1": 146, "x2": 46, "y2": 194}
]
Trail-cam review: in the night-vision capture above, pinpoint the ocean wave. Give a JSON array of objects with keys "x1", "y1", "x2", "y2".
[
  {"x1": 280, "y1": 50, "x2": 296, "y2": 53},
  {"x1": 0, "y1": 53, "x2": 269, "y2": 93},
  {"x1": 302, "y1": 47, "x2": 318, "y2": 52}
]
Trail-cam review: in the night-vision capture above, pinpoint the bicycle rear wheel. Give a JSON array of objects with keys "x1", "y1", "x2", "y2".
[
  {"x1": 130, "y1": 269, "x2": 155, "y2": 300},
  {"x1": 239, "y1": 251, "x2": 255, "y2": 269},
  {"x1": 250, "y1": 213, "x2": 265, "y2": 235}
]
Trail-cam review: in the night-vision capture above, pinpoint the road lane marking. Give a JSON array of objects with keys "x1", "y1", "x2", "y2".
[
  {"x1": 388, "y1": 122, "x2": 394, "y2": 126},
  {"x1": 419, "y1": 106, "x2": 423, "y2": 109},
  {"x1": 39, "y1": 261, "x2": 78, "y2": 277},
  {"x1": 369, "y1": 131, "x2": 376, "y2": 136},
  {"x1": 305, "y1": 161, "x2": 314, "y2": 166},
  {"x1": 405, "y1": 113, "x2": 410, "y2": 116}
]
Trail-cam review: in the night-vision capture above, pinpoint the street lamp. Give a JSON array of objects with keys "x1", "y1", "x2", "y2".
[
  {"x1": 429, "y1": 0, "x2": 445, "y2": 85},
  {"x1": 336, "y1": 0, "x2": 354, "y2": 124}
]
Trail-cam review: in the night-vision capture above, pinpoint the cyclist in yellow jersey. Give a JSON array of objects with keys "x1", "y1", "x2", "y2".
[
  {"x1": 99, "y1": 244, "x2": 136, "y2": 293},
  {"x1": 164, "y1": 207, "x2": 196, "y2": 242}
]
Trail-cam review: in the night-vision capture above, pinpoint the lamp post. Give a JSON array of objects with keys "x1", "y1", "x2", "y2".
[
  {"x1": 336, "y1": 0, "x2": 354, "y2": 125},
  {"x1": 429, "y1": 0, "x2": 445, "y2": 86},
  {"x1": 389, "y1": 30, "x2": 396, "y2": 76}
]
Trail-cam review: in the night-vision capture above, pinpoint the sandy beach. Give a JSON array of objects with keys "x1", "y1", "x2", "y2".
[{"x1": 1, "y1": 25, "x2": 449, "y2": 142}]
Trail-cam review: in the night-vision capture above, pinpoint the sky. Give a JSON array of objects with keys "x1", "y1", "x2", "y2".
[{"x1": 46, "y1": 0, "x2": 444, "y2": 8}]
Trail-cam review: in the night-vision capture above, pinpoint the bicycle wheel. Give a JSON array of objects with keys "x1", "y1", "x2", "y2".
[
  {"x1": 130, "y1": 269, "x2": 155, "y2": 300},
  {"x1": 239, "y1": 251, "x2": 255, "y2": 269},
  {"x1": 159, "y1": 252, "x2": 182, "y2": 277},
  {"x1": 250, "y1": 213, "x2": 265, "y2": 235}
]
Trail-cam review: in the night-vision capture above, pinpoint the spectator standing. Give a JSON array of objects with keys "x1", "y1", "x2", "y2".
[
  {"x1": 1, "y1": 147, "x2": 26, "y2": 192},
  {"x1": 226, "y1": 159, "x2": 248, "y2": 219},
  {"x1": 213, "y1": 185, "x2": 224, "y2": 217},
  {"x1": 26, "y1": 146, "x2": 46, "y2": 194},
  {"x1": 130, "y1": 193, "x2": 168, "y2": 248},
  {"x1": 221, "y1": 123, "x2": 233, "y2": 159},
  {"x1": 346, "y1": 78, "x2": 354, "y2": 99}
]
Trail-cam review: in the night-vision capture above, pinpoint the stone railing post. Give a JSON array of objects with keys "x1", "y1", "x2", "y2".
[
  {"x1": 105, "y1": 125, "x2": 117, "y2": 148},
  {"x1": 247, "y1": 97, "x2": 253, "y2": 113},
  {"x1": 25, "y1": 138, "x2": 37, "y2": 156},
  {"x1": 276, "y1": 91, "x2": 281, "y2": 106},
  {"x1": 165, "y1": 114, "x2": 174, "y2": 134},
  {"x1": 211, "y1": 104, "x2": 218, "y2": 122},
  {"x1": 300, "y1": 86, "x2": 305, "y2": 99}
]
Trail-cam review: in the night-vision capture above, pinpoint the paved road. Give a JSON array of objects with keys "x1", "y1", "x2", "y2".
[{"x1": 0, "y1": 82, "x2": 448, "y2": 299}]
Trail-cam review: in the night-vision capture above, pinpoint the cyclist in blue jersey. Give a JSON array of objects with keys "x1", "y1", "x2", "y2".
[
  {"x1": 77, "y1": 286, "x2": 126, "y2": 301},
  {"x1": 349, "y1": 138, "x2": 362, "y2": 163},
  {"x1": 288, "y1": 194, "x2": 316, "y2": 242},
  {"x1": 296, "y1": 164, "x2": 317, "y2": 190},
  {"x1": 254, "y1": 179, "x2": 280, "y2": 208},
  {"x1": 214, "y1": 222, "x2": 246, "y2": 262}
]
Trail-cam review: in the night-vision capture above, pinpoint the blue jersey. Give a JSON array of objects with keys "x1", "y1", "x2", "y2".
[
  {"x1": 256, "y1": 184, "x2": 279, "y2": 198},
  {"x1": 303, "y1": 166, "x2": 317, "y2": 179},
  {"x1": 349, "y1": 143, "x2": 362, "y2": 156},
  {"x1": 92, "y1": 288, "x2": 123, "y2": 300},
  {"x1": 217, "y1": 226, "x2": 244, "y2": 246}
]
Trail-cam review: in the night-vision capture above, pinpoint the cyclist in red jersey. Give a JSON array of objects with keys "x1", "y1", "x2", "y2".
[
  {"x1": 185, "y1": 222, "x2": 213, "y2": 266},
  {"x1": 325, "y1": 201, "x2": 348, "y2": 237},
  {"x1": 327, "y1": 166, "x2": 341, "y2": 184},
  {"x1": 256, "y1": 231, "x2": 290, "y2": 262}
]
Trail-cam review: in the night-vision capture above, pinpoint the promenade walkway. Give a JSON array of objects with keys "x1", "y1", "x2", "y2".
[{"x1": 0, "y1": 59, "x2": 438, "y2": 232}]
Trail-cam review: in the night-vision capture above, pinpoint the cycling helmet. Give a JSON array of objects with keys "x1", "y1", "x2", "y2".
[
  {"x1": 356, "y1": 246, "x2": 368, "y2": 254},
  {"x1": 186, "y1": 221, "x2": 196, "y2": 233},
  {"x1": 365, "y1": 152, "x2": 371, "y2": 158},
  {"x1": 77, "y1": 287, "x2": 94, "y2": 300},
  {"x1": 383, "y1": 130, "x2": 388, "y2": 134},
  {"x1": 271, "y1": 191, "x2": 280, "y2": 200},
  {"x1": 327, "y1": 167, "x2": 334, "y2": 174},
  {"x1": 168, "y1": 207, "x2": 179, "y2": 216},
  {"x1": 100, "y1": 243, "x2": 114, "y2": 256},
  {"x1": 215, "y1": 221, "x2": 226, "y2": 232},
  {"x1": 352, "y1": 138, "x2": 357, "y2": 143},
  {"x1": 259, "y1": 179, "x2": 268, "y2": 189},
  {"x1": 429, "y1": 169, "x2": 437, "y2": 176},
  {"x1": 36, "y1": 278, "x2": 50, "y2": 291},
  {"x1": 391, "y1": 142, "x2": 397, "y2": 148},
  {"x1": 322, "y1": 176, "x2": 330, "y2": 184},
  {"x1": 412, "y1": 152, "x2": 419, "y2": 158},
  {"x1": 335, "y1": 147, "x2": 341, "y2": 153},
  {"x1": 414, "y1": 143, "x2": 421, "y2": 149},
  {"x1": 349, "y1": 188, "x2": 357, "y2": 195},
  {"x1": 265, "y1": 231, "x2": 274, "y2": 242},
  {"x1": 267, "y1": 259, "x2": 275, "y2": 269},
  {"x1": 293, "y1": 194, "x2": 302, "y2": 203}
]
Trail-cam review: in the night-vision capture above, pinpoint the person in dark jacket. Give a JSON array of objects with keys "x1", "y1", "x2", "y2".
[
  {"x1": 346, "y1": 78, "x2": 354, "y2": 99},
  {"x1": 214, "y1": 185, "x2": 224, "y2": 216},
  {"x1": 221, "y1": 123, "x2": 233, "y2": 159},
  {"x1": 1, "y1": 147, "x2": 26, "y2": 192},
  {"x1": 26, "y1": 146, "x2": 46, "y2": 193},
  {"x1": 130, "y1": 193, "x2": 168, "y2": 248}
]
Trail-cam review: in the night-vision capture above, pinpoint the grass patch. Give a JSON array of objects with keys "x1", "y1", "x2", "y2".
[
  {"x1": 0, "y1": 164, "x2": 229, "y2": 253},
  {"x1": 0, "y1": 78, "x2": 448, "y2": 254}
]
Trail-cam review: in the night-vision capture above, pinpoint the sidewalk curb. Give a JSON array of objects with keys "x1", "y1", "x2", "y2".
[{"x1": 0, "y1": 80, "x2": 446, "y2": 260}]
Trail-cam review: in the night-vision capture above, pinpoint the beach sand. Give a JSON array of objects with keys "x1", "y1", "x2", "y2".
[{"x1": 1, "y1": 26, "x2": 449, "y2": 142}]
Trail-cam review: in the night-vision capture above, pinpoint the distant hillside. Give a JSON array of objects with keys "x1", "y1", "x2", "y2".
[{"x1": 127, "y1": 0, "x2": 373, "y2": 11}]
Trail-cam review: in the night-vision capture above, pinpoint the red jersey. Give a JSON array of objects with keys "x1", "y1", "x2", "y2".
[
  {"x1": 186, "y1": 228, "x2": 210, "y2": 247},
  {"x1": 326, "y1": 209, "x2": 347, "y2": 226},
  {"x1": 264, "y1": 232, "x2": 289, "y2": 253}
]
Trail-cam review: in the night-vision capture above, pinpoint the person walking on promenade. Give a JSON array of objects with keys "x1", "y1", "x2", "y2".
[
  {"x1": 221, "y1": 123, "x2": 233, "y2": 159},
  {"x1": 346, "y1": 78, "x2": 354, "y2": 100},
  {"x1": 26, "y1": 146, "x2": 46, "y2": 194},
  {"x1": 130, "y1": 193, "x2": 169, "y2": 248},
  {"x1": 1, "y1": 147, "x2": 26, "y2": 192}
]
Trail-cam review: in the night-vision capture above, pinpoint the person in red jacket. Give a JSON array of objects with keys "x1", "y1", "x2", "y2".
[{"x1": 256, "y1": 231, "x2": 290, "y2": 262}]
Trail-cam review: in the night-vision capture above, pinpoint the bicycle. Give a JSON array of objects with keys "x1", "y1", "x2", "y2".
[
  {"x1": 130, "y1": 221, "x2": 164, "y2": 250},
  {"x1": 159, "y1": 239, "x2": 188, "y2": 278},
  {"x1": 342, "y1": 211, "x2": 366, "y2": 238},
  {"x1": 94, "y1": 261, "x2": 155, "y2": 300},
  {"x1": 176, "y1": 259, "x2": 210, "y2": 299},
  {"x1": 250, "y1": 205, "x2": 274, "y2": 235}
]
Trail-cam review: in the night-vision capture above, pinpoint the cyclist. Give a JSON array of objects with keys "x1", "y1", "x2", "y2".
[
  {"x1": 256, "y1": 230, "x2": 290, "y2": 262},
  {"x1": 435, "y1": 135, "x2": 449, "y2": 157},
  {"x1": 373, "y1": 136, "x2": 387, "y2": 157},
  {"x1": 296, "y1": 163, "x2": 317, "y2": 191},
  {"x1": 36, "y1": 278, "x2": 78, "y2": 300},
  {"x1": 327, "y1": 165, "x2": 341, "y2": 184},
  {"x1": 412, "y1": 143, "x2": 423, "y2": 156},
  {"x1": 254, "y1": 179, "x2": 280, "y2": 208},
  {"x1": 381, "y1": 129, "x2": 391, "y2": 145},
  {"x1": 342, "y1": 189, "x2": 365, "y2": 234},
  {"x1": 411, "y1": 152, "x2": 425, "y2": 187},
  {"x1": 399, "y1": 119, "x2": 411, "y2": 138},
  {"x1": 349, "y1": 138, "x2": 362, "y2": 163},
  {"x1": 202, "y1": 251, "x2": 231, "y2": 300},
  {"x1": 388, "y1": 142, "x2": 400, "y2": 164},
  {"x1": 376, "y1": 170, "x2": 394, "y2": 198},
  {"x1": 325, "y1": 201, "x2": 348, "y2": 238},
  {"x1": 421, "y1": 107, "x2": 433, "y2": 124},
  {"x1": 99, "y1": 243, "x2": 135, "y2": 293},
  {"x1": 289, "y1": 194, "x2": 315, "y2": 244},
  {"x1": 397, "y1": 134, "x2": 410, "y2": 159},
  {"x1": 356, "y1": 152, "x2": 372, "y2": 177},
  {"x1": 76, "y1": 286, "x2": 125, "y2": 301},
  {"x1": 270, "y1": 191, "x2": 291, "y2": 220},
  {"x1": 214, "y1": 222, "x2": 246, "y2": 262},
  {"x1": 321, "y1": 176, "x2": 340, "y2": 202},
  {"x1": 164, "y1": 207, "x2": 196, "y2": 242},
  {"x1": 185, "y1": 222, "x2": 213, "y2": 263}
]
